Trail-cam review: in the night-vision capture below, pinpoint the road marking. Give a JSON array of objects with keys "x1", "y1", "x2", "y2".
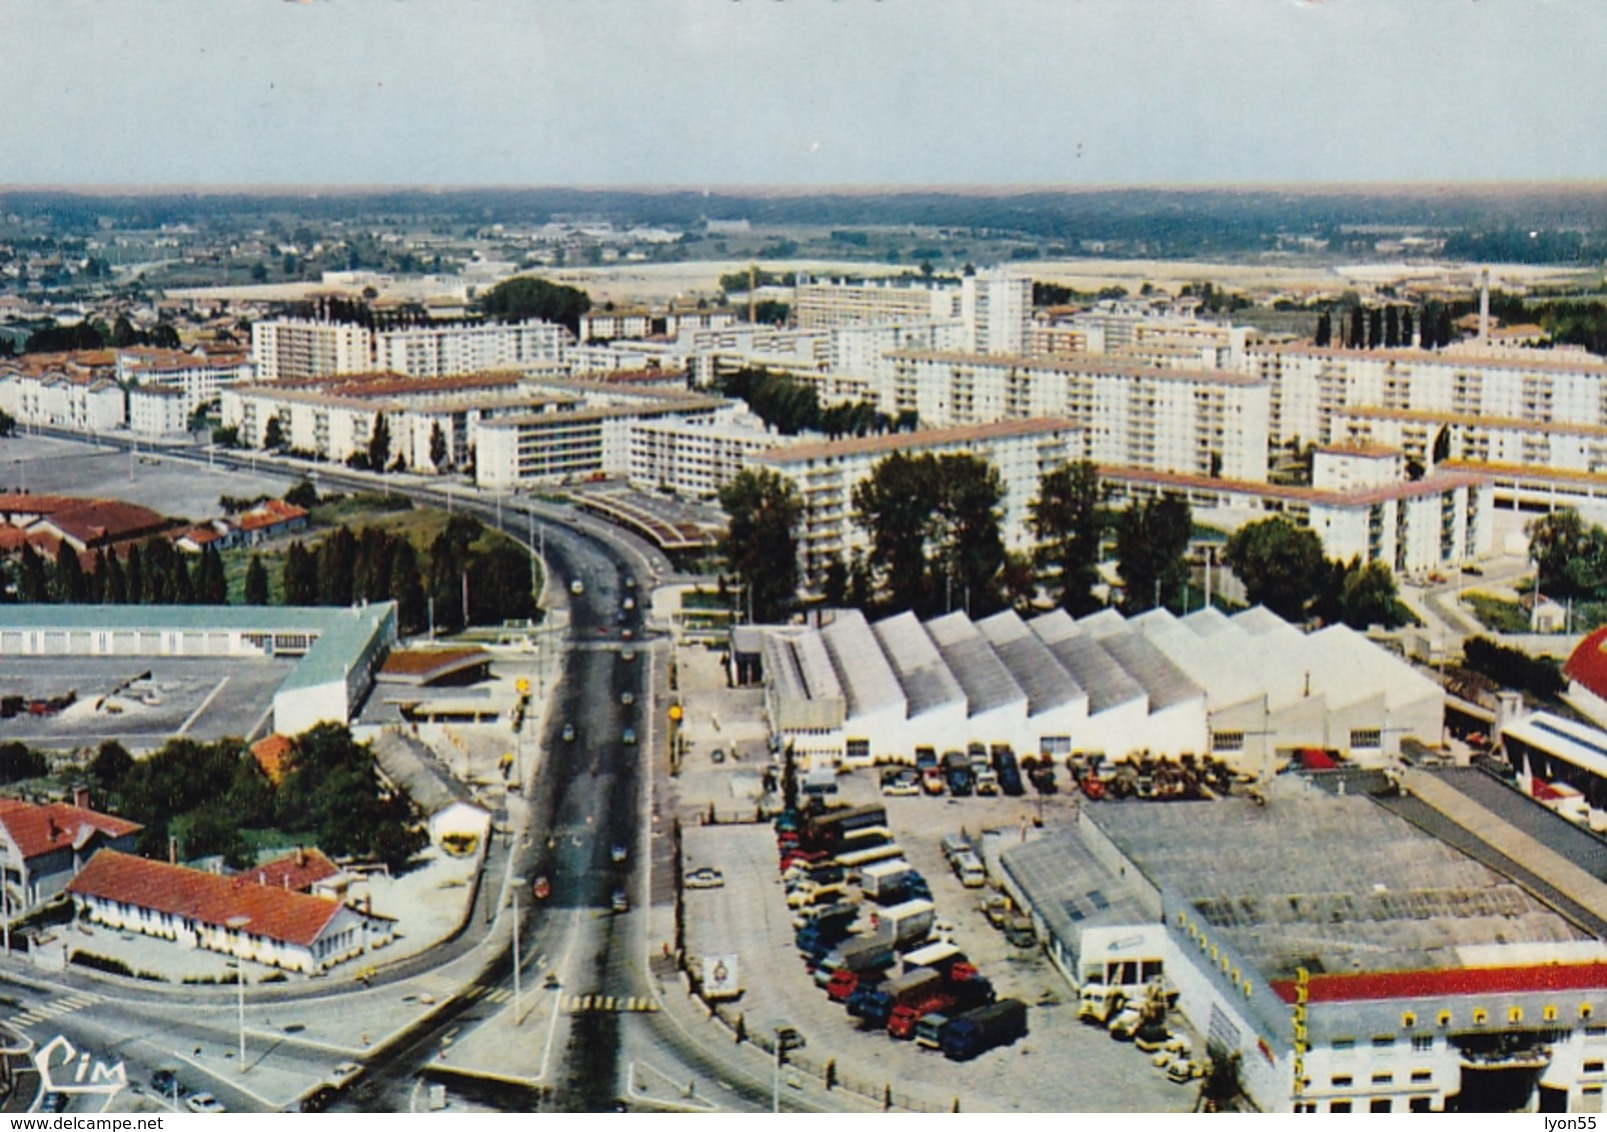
[{"x1": 177, "y1": 675, "x2": 231, "y2": 736}]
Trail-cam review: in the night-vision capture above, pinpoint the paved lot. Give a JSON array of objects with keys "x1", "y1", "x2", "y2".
[
  {"x1": 1, "y1": 434, "x2": 287, "y2": 525},
  {"x1": 0, "y1": 656, "x2": 291, "y2": 748}
]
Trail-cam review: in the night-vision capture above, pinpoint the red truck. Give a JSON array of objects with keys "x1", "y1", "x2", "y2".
[
  {"x1": 826, "y1": 968, "x2": 865, "y2": 1004},
  {"x1": 887, "y1": 966, "x2": 996, "y2": 1039}
]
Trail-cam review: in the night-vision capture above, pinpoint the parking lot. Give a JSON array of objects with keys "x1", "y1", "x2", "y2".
[
  {"x1": 0, "y1": 656, "x2": 291, "y2": 747},
  {"x1": 678, "y1": 772, "x2": 1196, "y2": 1113}
]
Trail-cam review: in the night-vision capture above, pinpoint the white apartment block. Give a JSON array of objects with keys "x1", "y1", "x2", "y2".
[
  {"x1": 793, "y1": 277, "x2": 958, "y2": 330},
  {"x1": 251, "y1": 319, "x2": 375, "y2": 382},
  {"x1": 374, "y1": 319, "x2": 570, "y2": 378},
  {"x1": 580, "y1": 306, "x2": 735, "y2": 342},
  {"x1": 1101, "y1": 450, "x2": 1493, "y2": 576},
  {"x1": 475, "y1": 395, "x2": 724, "y2": 490},
  {"x1": 1240, "y1": 345, "x2": 1607, "y2": 449},
  {"x1": 752, "y1": 418, "x2": 1082, "y2": 585},
  {"x1": 115, "y1": 348, "x2": 254, "y2": 417},
  {"x1": 1334, "y1": 405, "x2": 1607, "y2": 480},
  {"x1": 683, "y1": 324, "x2": 832, "y2": 387},
  {"x1": 960, "y1": 268, "x2": 1033, "y2": 356},
  {"x1": 127, "y1": 385, "x2": 189, "y2": 436},
  {"x1": 885, "y1": 351, "x2": 1271, "y2": 483},
  {"x1": 627, "y1": 415, "x2": 796, "y2": 499},
  {"x1": 0, "y1": 369, "x2": 123, "y2": 434}
]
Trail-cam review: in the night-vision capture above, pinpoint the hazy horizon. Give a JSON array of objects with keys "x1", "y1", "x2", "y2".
[{"x1": 3, "y1": 1, "x2": 1601, "y2": 187}]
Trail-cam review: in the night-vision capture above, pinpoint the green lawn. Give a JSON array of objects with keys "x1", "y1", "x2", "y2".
[{"x1": 1463, "y1": 592, "x2": 1531, "y2": 634}]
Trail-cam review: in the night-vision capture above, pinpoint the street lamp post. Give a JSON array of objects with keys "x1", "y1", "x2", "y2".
[{"x1": 225, "y1": 916, "x2": 250, "y2": 1072}]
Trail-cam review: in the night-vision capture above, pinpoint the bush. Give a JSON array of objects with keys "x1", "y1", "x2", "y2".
[
  {"x1": 1462, "y1": 636, "x2": 1565, "y2": 699},
  {"x1": 70, "y1": 951, "x2": 132, "y2": 977}
]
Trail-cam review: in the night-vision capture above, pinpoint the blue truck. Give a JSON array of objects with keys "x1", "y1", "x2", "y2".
[{"x1": 941, "y1": 998, "x2": 1028, "y2": 1061}]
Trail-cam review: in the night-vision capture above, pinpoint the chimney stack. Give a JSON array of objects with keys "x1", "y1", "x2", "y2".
[
  {"x1": 295, "y1": 846, "x2": 306, "y2": 868},
  {"x1": 72, "y1": 786, "x2": 89, "y2": 810},
  {"x1": 169, "y1": 835, "x2": 177, "y2": 865}
]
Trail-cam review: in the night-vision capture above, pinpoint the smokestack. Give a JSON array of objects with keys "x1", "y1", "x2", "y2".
[
  {"x1": 169, "y1": 835, "x2": 177, "y2": 865},
  {"x1": 295, "y1": 846, "x2": 306, "y2": 868},
  {"x1": 1479, "y1": 267, "x2": 1491, "y2": 343},
  {"x1": 72, "y1": 787, "x2": 89, "y2": 810}
]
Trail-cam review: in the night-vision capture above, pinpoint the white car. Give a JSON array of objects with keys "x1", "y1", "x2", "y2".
[
  {"x1": 684, "y1": 867, "x2": 725, "y2": 889},
  {"x1": 570, "y1": 579, "x2": 585, "y2": 596},
  {"x1": 186, "y1": 1094, "x2": 227, "y2": 1114},
  {"x1": 611, "y1": 843, "x2": 628, "y2": 863},
  {"x1": 881, "y1": 779, "x2": 920, "y2": 797}
]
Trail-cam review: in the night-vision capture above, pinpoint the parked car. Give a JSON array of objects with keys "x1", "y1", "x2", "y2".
[
  {"x1": 186, "y1": 1094, "x2": 227, "y2": 1114},
  {"x1": 711, "y1": 748, "x2": 726, "y2": 764},
  {"x1": 684, "y1": 867, "x2": 725, "y2": 889}
]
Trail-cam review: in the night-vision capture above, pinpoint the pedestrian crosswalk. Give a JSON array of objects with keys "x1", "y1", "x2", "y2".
[
  {"x1": 564, "y1": 994, "x2": 660, "y2": 1015},
  {"x1": 461, "y1": 984, "x2": 515, "y2": 1005},
  {"x1": 11, "y1": 992, "x2": 104, "y2": 1029}
]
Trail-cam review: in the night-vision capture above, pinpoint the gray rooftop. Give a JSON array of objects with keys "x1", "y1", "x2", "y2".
[
  {"x1": 872, "y1": 612, "x2": 965, "y2": 718},
  {"x1": 1094, "y1": 627, "x2": 1204, "y2": 711},
  {"x1": 975, "y1": 610, "x2": 1086, "y2": 715},
  {"x1": 819, "y1": 609, "x2": 905, "y2": 717},
  {"x1": 1091, "y1": 783, "x2": 1585, "y2": 979},
  {"x1": 1028, "y1": 612, "x2": 1145, "y2": 716},
  {"x1": 924, "y1": 613, "x2": 1027, "y2": 718},
  {"x1": 999, "y1": 831, "x2": 1150, "y2": 954}
]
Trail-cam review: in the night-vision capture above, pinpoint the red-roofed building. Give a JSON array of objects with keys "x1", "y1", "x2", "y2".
[
  {"x1": 0, "y1": 797, "x2": 141, "y2": 910},
  {"x1": 66, "y1": 850, "x2": 392, "y2": 974},
  {"x1": 234, "y1": 499, "x2": 308, "y2": 545},
  {"x1": 32, "y1": 500, "x2": 181, "y2": 553},
  {"x1": 1566, "y1": 627, "x2": 1607, "y2": 726}
]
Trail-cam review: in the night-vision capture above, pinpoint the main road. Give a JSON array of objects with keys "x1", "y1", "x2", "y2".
[{"x1": 4, "y1": 431, "x2": 815, "y2": 1112}]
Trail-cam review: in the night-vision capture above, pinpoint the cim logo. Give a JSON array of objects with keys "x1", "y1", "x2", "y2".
[{"x1": 32, "y1": 1034, "x2": 127, "y2": 1098}]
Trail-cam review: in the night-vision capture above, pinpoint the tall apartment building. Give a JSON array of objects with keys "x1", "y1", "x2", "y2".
[
  {"x1": 373, "y1": 319, "x2": 571, "y2": 378},
  {"x1": 792, "y1": 277, "x2": 958, "y2": 330},
  {"x1": 885, "y1": 350, "x2": 1271, "y2": 482},
  {"x1": 752, "y1": 418, "x2": 1081, "y2": 585},
  {"x1": 959, "y1": 268, "x2": 1033, "y2": 356},
  {"x1": 627, "y1": 415, "x2": 796, "y2": 499},
  {"x1": 115, "y1": 347, "x2": 254, "y2": 418},
  {"x1": 1240, "y1": 345, "x2": 1607, "y2": 449},
  {"x1": 251, "y1": 319, "x2": 375, "y2": 382}
]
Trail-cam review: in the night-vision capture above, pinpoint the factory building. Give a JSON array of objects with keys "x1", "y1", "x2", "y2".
[
  {"x1": 999, "y1": 769, "x2": 1607, "y2": 1113},
  {"x1": 756, "y1": 604, "x2": 1438, "y2": 770}
]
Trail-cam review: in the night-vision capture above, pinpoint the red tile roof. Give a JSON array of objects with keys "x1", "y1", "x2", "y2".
[
  {"x1": 249, "y1": 734, "x2": 294, "y2": 785},
  {"x1": 247, "y1": 848, "x2": 341, "y2": 893},
  {"x1": 235, "y1": 499, "x2": 307, "y2": 533},
  {"x1": 0, "y1": 799, "x2": 140, "y2": 860},
  {"x1": 1565, "y1": 627, "x2": 1607, "y2": 703},
  {"x1": 67, "y1": 850, "x2": 344, "y2": 949},
  {"x1": 38, "y1": 500, "x2": 177, "y2": 549},
  {"x1": 1270, "y1": 963, "x2": 1607, "y2": 1005}
]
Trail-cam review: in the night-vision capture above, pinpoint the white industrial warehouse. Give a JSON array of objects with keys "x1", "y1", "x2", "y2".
[{"x1": 756, "y1": 605, "x2": 1442, "y2": 769}]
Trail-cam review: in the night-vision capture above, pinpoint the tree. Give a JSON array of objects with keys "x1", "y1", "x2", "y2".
[
  {"x1": 0, "y1": 742, "x2": 46, "y2": 785},
  {"x1": 934, "y1": 454, "x2": 1006, "y2": 616},
  {"x1": 1313, "y1": 311, "x2": 1331, "y2": 347},
  {"x1": 317, "y1": 526, "x2": 357, "y2": 606},
  {"x1": 367, "y1": 414, "x2": 391, "y2": 474},
  {"x1": 244, "y1": 554, "x2": 269, "y2": 606},
  {"x1": 1528, "y1": 509, "x2": 1590, "y2": 597},
  {"x1": 262, "y1": 416, "x2": 285, "y2": 451},
  {"x1": 429, "y1": 421, "x2": 449, "y2": 471},
  {"x1": 196, "y1": 545, "x2": 228, "y2": 604},
  {"x1": 1030, "y1": 461, "x2": 1108, "y2": 615},
  {"x1": 1338, "y1": 558, "x2": 1405, "y2": 629},
  {"x1": 1384, "y1": 305, "x2": 1400, "y2": 349},
  {"x1": 1368, "y1": 307, "x2": 1383, "y2": 349},
  {"x1": 282, "y1": 541, "x2": 318, "y2": 605},
  {"x1": 1113, "y1": 496, "x2": 1192, "y2": 613},
  {"x1": 1223, "y1": 516, "x2": 1328, "y2": 621},
  {"x1": 88, "y1": 740, "x2": 135, "y2": 796},
  {"x1": 718, "y1": 469, "x2": 803, "y2": 623},
  {"x1": 853, "y1": 452, "x2": 942, "y2": 615},
  {"x1": 479, "y1": 276, "x2": 592, "y2": 334},
  {"x1": 284, "y1": 479, "x2": 318, "y2": 509},
  {"x1": 49, "y1": 543, "x2": 86, "y2": 604}
]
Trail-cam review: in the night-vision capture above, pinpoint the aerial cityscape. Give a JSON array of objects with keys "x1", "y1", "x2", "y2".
[{"x1": 3, "y1": 0, "x2": 1607, "y2": 1119}]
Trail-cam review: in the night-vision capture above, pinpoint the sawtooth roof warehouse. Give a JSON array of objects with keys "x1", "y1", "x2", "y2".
[{"x1": 0, "y1": 603, "x2": 396, "y2": 736}]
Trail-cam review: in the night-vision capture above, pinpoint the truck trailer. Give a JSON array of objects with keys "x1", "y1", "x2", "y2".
[
  {"x1": 875, "y1": 899, "x2": 936, "y2": 948},
  {"x1": 941, "y1": 999, "x2": 1028, "y2": 1061}
]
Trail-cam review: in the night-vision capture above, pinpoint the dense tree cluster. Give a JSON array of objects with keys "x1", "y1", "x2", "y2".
[
  {"x1": 478, "y1": 276, "x2": 591, "y2": 334},
  {"x1": 281, "y1": 523, "x2": 428, "y2": 633},
  {"x1": 10, "y1": 539, "x2": 227, "y2": 606},
  {"x1": 1528, "y1": 509, "x2": 1607, "y2": 603},
  {"x1": 1030, "y1": 462, "x2": 1109, "y2": 615},
  {"x1": 1463, "y1": 636, "x2": 1565, "y2": 700},
  {"x1": 1222, "y1": 516, "x2": 1409, "y2": 629},
  {"x1": 95, "y1": 726, "x2": 424, "y2": 872},
  {"x1": 718, "y1": 368, "x2": 900, "y2": 439},
  {"x1": 1113, "y1": 496, "x2": 1193, "y2": 613}
]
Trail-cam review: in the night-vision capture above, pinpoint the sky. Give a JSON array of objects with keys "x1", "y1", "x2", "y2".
[{"x1": 0, "y1": 0, "x2": 1599, "y2": 188}]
